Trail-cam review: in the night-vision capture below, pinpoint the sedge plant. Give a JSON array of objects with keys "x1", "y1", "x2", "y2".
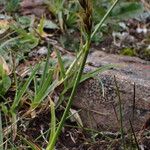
[
  {"x1": 0, "y1": 0, "x2": 119, "y2": 148},
  {"x1": 46, "y1": 0, "x2": 120, "y2": 149}
]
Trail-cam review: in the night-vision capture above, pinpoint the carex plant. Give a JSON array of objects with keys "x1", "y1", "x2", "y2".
[
  {"x1": 0, "y1": 0, "x2": 120, "y2": 149},
  {"x1": 46, "y1": 0, "x2": 120, "y2": 150},
  {"x1": 46, "y1": 1, "x2": 92, "y2": 149}
]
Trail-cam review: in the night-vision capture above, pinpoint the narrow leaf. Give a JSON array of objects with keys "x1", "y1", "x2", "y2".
[
  {"x1": 10, "y1": 64, "x2": 40, "y2": 112},
  {"x1": 81, "y1": 64, "x2": 114, "y2": 82},
  {"x1": 55, "y1": 48, "x2": 66, "y2": 79},
  {"x1": 39, "y1": 47, "x2": 51, "y2": 89},
  {"x1": 49, "y1": 99, "x2": 56, "y2": 146},
  {"x1": 0, "y1": 111, "x2": 3, "y2": 150}
]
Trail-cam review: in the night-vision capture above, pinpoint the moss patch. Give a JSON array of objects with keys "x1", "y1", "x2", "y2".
[{"x1": 120, "y1": 48, "x2": 136, "y2": 56}]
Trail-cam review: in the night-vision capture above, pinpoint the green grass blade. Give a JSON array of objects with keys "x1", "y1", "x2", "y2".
[
  {"x1": 91, "y1": 0, "x2": 120, "y2": 39},
  {"x1": 33, "y1": 76, "x2": 38, "y2": 97},
  {"x1": 37, "y1": 16, "x2": 45, "y2": 35},
  {"x1": 46, "y1": 99, "x2": 56, "y2": 150},
  {"x1": 39, "y1": 47, "x2": 51, "y2": 89},
  {"x1": 0, "y1": 111, "x2": 3, "y2": 150},
  {"x1": 54, "y1": 47, "x2": 67, "y2": 89},
  {"x1": 31, "y1": 70, "x2": 53, "y2": 106},
  {"x1": 80, "y1": 64, "x2": 114, "y2": 82},
  {"x1": 65, "y1": 49, "x2": 83, "y2": 76},
  {"x1": 55, "y1": 48, "x2": 66, "y2": 79},
  {"x1": 10, "y1": 64, "x2": 40, "y2": 112}
]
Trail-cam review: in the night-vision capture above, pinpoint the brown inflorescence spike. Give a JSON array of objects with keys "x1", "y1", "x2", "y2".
[{"x1": 78, "y1": 0, "x2": 93, "y2": 35}]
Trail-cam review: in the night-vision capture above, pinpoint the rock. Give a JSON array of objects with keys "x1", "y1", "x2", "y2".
[
  {"x1": 20, "y1": 0, "x2": 44, "y2": 8},
  {"x1": 73, "y1": 51, "x2": 150, "y2": 132},
  {"x1": 20, "y1": 0, "x2": 47, "y2": 17},
  {"x1": 37, "y1": 46, "x2": 48, "y2": 55}
]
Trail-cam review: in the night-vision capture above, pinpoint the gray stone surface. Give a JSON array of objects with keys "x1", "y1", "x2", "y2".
[{"x1": 73, "y1": 51, "x2": 150, "y2": 132}]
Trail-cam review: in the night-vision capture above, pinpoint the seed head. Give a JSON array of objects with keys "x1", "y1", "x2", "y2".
[{"x1": 78, "y1": 0, "x2": 93, "y2": 35}]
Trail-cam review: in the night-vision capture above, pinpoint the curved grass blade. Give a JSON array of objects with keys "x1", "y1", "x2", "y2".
[
  {"x1": 46, "y1": 98, "x2": 56, "y2": 150},
  {"x1": 80, "y1": 64, "x2": 114, "y2": 82},
  {"x1": 54, "y1": 48, "x2": 66, "y2": 79},
  {"x1": 0, "y1": 111, "x2": 3, "y2": 150}
]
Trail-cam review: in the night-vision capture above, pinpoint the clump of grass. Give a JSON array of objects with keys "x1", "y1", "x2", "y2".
[
  {"x1": 0, "y1": 0, "x2": 120, "y2": 149},
  {"x1": 46, "y1": 1, "x2": 93, "y2": 149},
  {"x1": 46, "y1": 0, "x2": 120, "y2": 149}
]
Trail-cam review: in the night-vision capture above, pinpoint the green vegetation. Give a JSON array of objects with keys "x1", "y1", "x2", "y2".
[
  {"x1": 121, "y1": 48, "x2": 136, "y2": 56},
  {"x1": 0, "y1": 0, "x2": 148, "y2": 149}
]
